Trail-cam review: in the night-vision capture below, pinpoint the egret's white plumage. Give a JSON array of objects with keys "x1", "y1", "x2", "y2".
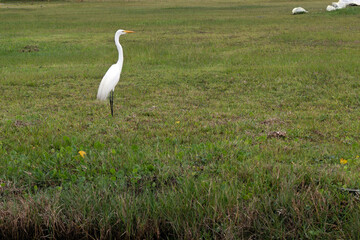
[
  {"x1": 97, "y1": 64, "x2": 121, "y2": 101},
  {"x1": 97, "y1": 29, "x2": 134, "y2": 115}
]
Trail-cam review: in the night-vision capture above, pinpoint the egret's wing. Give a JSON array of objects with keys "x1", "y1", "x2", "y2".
[{"x1": 97, "y1": 64, "x2": 121, "y2": 101}]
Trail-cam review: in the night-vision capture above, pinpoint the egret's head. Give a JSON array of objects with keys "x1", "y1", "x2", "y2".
[{"x1": 116, "y1": 29, "x2": 135, "y2": 35}]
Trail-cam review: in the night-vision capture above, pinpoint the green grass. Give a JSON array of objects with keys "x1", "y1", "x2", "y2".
[{"x1": 1, "y1": 0, "x2": 360, "y2": 238}]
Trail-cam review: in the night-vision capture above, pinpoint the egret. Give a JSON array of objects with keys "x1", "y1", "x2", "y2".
[{"x1": 97, "y1": 29, "x2": 134, "y2": 116}]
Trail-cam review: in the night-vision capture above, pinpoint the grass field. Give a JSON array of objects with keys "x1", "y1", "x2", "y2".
[{"x1": 1, "y1": 0, "x2": 360, "y2": 238}]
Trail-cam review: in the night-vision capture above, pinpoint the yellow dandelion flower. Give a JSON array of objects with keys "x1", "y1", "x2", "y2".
[
  {"x1": 356, "y1": 155, "x2": 359, "y2": 159},
  {"x1": 340, "y1": 158, "x2": 348, "y2": 164},
  {"x1": 175, "y1": 121, "x2": 180, "y2": 124},
  {"x1": 78, "y1": 151, "x2": 86, "y2": 158}
]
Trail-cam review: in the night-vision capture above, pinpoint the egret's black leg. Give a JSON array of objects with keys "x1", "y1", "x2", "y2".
[{"x1": 109, "y1": 90, "x2": 114, "y2": 117}]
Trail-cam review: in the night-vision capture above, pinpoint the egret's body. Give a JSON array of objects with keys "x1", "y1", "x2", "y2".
[
  {"x1": 97, "y1": 29, "x2": 134, "y2": 116},
  {"x1": 97, "y1": 64, "x2": 121, "y2": 101}
]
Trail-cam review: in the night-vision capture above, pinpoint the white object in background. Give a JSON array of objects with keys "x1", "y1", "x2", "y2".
[
  {"x1": 292, "y1": 7, "x2": 308, "y2": 14},
  {"x1": 338, "y1": 0, "x2": 360, "y2": 5},
  {"x1": 332, "y1": 1, "x2": 347, "y2": 8},
  {"x1": 326, "y1": 5, "x2": 337, "y2": 11},
  {"x1": 332, "y1": 0, "x2": 360, "y2": 9}
]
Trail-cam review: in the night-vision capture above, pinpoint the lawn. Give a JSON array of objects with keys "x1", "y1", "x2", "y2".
[{"x1": 1, "y1": 0, "x2": 360, "y2": 238}]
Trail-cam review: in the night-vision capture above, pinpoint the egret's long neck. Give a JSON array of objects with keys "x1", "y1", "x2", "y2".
[{"x1": 115, "y1": 32, "x2": 123, "y2": 67}]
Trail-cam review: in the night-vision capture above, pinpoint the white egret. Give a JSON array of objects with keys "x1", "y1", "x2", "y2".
[{"x1": 97, "y1": 29, "x2": 134, "y2": 116}]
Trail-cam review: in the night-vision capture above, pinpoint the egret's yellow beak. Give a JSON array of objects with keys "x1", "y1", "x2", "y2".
[{"x1": 124, "y1": 30, "x2": 135, "y2": 33}]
